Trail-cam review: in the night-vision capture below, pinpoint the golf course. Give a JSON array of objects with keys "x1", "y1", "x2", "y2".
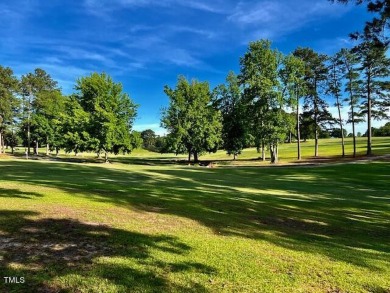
[{"x1": 1, "y1": 137, "x2": 389, "y2": 292}]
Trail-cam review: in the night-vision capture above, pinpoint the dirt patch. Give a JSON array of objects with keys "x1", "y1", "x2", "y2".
[{"x1": 0, "y1": 219, "x2": 113, "y2": 269}]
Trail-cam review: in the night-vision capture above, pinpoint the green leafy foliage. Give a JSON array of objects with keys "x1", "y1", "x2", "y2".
[
  {"x1": 240, "y1": 40, "x2": 289, "y2": 163},
  {"x1": 75, "y1": 72, "x2": 138, "y2": 161},
  {"x1": 213, "y1": 71, "x2": 247, "y2": 159},
  {"x1": 161, "y1": 76, "x2": 222, "y2": 162}
]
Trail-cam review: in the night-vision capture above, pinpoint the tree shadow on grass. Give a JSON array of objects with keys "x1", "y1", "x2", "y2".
[
  {"x1": 0, "y1": 160, "x2": 389, "y2": 273},
  {"x1": 0, "y1": 187, "x2": 43, "y2": 199},
  {"x1": 0, "y1": 210, "x2": 213, "y2": 292}
]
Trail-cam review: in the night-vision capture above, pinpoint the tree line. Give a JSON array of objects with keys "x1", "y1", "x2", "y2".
[
  {"x1": 161, "y1": 0, "x2": 390, "y2": 163},
  {"x1": 0, "y1": 70, "x2": 138, "y2": 162},
  {"x1": 0, "y1": 0, "x2": 389, "y2": 163},
  {"x1": 161, "y1": 40, "x2": 389, "y2": 163}
]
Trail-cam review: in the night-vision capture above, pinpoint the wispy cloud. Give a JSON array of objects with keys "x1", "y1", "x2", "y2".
[
  {"x1": 83, "y1": 0, "x2": 228, "y2": 15},
  {"x1": 228, "y1": 0, "x2": 352, "y2": 42},
  {"x1": 9, "y1": 61, "x2": 90, "y2": 94}
]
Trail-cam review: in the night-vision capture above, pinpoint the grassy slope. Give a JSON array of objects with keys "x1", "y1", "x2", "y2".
[{"x1": 0, "y1": 157, "x2": 389, "y2": 292}]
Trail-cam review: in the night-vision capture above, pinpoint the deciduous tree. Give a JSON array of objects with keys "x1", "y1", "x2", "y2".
[
  {"x1": 161, "y1": 76, "x2": 222, "y2": 163},
  {"x1": 0, "y1": 66, "x2": 19, "y2": 154},
  {"x1": 75, "y1": 72, "x2": 138, "y2": 162},
  {"x1": 213, "y1": 71, "x2": 246, "y2": 160}
]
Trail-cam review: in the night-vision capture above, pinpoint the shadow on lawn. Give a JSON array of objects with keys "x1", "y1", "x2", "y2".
[
  {"x1": 0, "y1": 210, "x2": 212, "y2": 292},
  {"x1": 1, "y1": 160, "x2": 389, "y2": 273},
  {"x1": 0, "y1": 187, "x2": 43, "y2": 199}
]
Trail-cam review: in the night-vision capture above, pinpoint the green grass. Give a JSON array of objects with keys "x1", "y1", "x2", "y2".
[
  {"x1": 0, "y1": 154, "x2": 389, "y2": 292},
  {"x1": 5, "y1": 137, "x2": 390, "y2": 165},
  {"x1": 201, "y1": 136, "x2": 390, "y2": 163}
]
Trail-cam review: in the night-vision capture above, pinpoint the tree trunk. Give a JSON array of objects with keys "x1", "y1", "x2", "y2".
[
  {"x1": 314, "y1": 81, "x2": 319, "y2": 157},
  {"x1": 56, "y1": 147, "x2": 59, "y2": 156},
  {"x1": 336, "y1": 96, "x2": 345, "y2": 157},
  {"x1": 2, "y1": 132, "x2": 5, "y2": 153},
  {"x1": 296, "y1": 93, "x2": 301, "y2": 160},
  {"x1": 315, "y1": 126, "x2": 319, "y2": 157},
  {"x1": 46, "y1": 143, "x2": 49, "y2": 156},
  {"x1": 188, "y1": 152, "x2": 191, "y2": 163},
  {"x1": 261, "y1": 141, "x2": 265, "y2": 161},
  {"x1": 289, "y1": 132, "x2": 292, "y2": 144},
  {"x1": 233, "y1": 153, "x2": 237, "y2": 160},
  {"x1": 270, "y1": 143, "x2": 278, "y2": 164},
  {"x1": 349, "y1": 85, "x2": 357, "y2": 158},
  {"x1": 194, "y1": 152, "x2": 199, "y2": 163},
  {"x1": 367, "y1": 72, "x2": 372, "y2": 156},
  {"x1": 275, "y1": 144, "x2": 278, "y2": 163},
  {"x1": 27, "y1": 120, "x2": 31, "y2": 157},
  {"x1": 35, "y1": 140, "x2": 39, "y2": 155},
  {"x1": 314, "y1": 109, "x2": 319, "y2": 157},
  {"x1": 0, "y1": 132, "x2": 3, "y2": 154},
  {"x1": 11, "y1": 146, "x2": 14, "y2": 154},
  {"x1": 105, "y1": 152, "x2": 109, "y2": 163}
]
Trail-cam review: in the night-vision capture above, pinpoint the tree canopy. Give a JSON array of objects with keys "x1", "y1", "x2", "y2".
[{"x1": 161, "y1": 76, "x2": 222, "y2": 162}]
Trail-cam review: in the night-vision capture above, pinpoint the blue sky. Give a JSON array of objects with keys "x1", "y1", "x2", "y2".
[{"x1": 0, "y1": 0, "x2": 380, "y2": 134}]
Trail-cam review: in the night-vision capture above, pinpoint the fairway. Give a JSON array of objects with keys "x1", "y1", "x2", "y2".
[{"x1": 0, "y1": 158, "x2": 389, "y2": 292}]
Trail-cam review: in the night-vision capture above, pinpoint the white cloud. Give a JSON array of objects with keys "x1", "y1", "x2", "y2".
[
  {"x1": 83, "y1": 0, "x2": 227, "y2": 15},
  {"x1": 10, "y1": 62, "x2": 90, "y2": 94},
  {"x1": 228, "y1": 0, "x2": 351, "y2": 42}
]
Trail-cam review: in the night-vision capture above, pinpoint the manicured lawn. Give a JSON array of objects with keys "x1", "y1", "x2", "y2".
[
  {"x1": 0, "y1": 157, "x2": 389, "y2": 292},
  {"x1": 201, "y1": 136, "x2": 390, "y2": 163},
  {"x1": 5, "y1": 137, "x2": 390, "y2": 166}
]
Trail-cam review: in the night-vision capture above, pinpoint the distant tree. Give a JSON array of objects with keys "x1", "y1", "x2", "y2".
[
  {"x1": 300, "y1": 113, "x2": 316, "y2": 141},
  {"x1": 75, "y1": 72, "x2": 138, "y2": 162},
  {"x1": 213, "y1": 71, "x2": 246, "y2": 160},
  {"x1": 4, "y1": 128, "x2": 21, "y2": 154},
  {"x1": 0, "y1": 66, "x2": 19, "y2": 154},
  {"x1": 293, "y1": 47, "x2": 334, "y2": 157},
  {"x1": 130, "y1": 131, "x2": 143, "y2": 149},
  {"x1": 330, "y1": 128, "x2": 348, "y2": 138},
  {"x1": 357, "y1": 131, "x2": 362, "y2": 137},
  {"x1": 374, "y1": 122, "x2": 390, "y2": 136},
  {"x1": 319, "y1": 129, "x2": 331, "y2": 139},
  {"x1": 161, "y1": 76, "x2": 222, "y2": 163},
  {"x1": 154, "y1": 136, "x2": 168, "y2": 153},
  {"x1": 283, "y1": 112, "x2": 297, "y2": 143},
  {"x1": 141, "y1": 129, "x2": 157, "y2": 150}
]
